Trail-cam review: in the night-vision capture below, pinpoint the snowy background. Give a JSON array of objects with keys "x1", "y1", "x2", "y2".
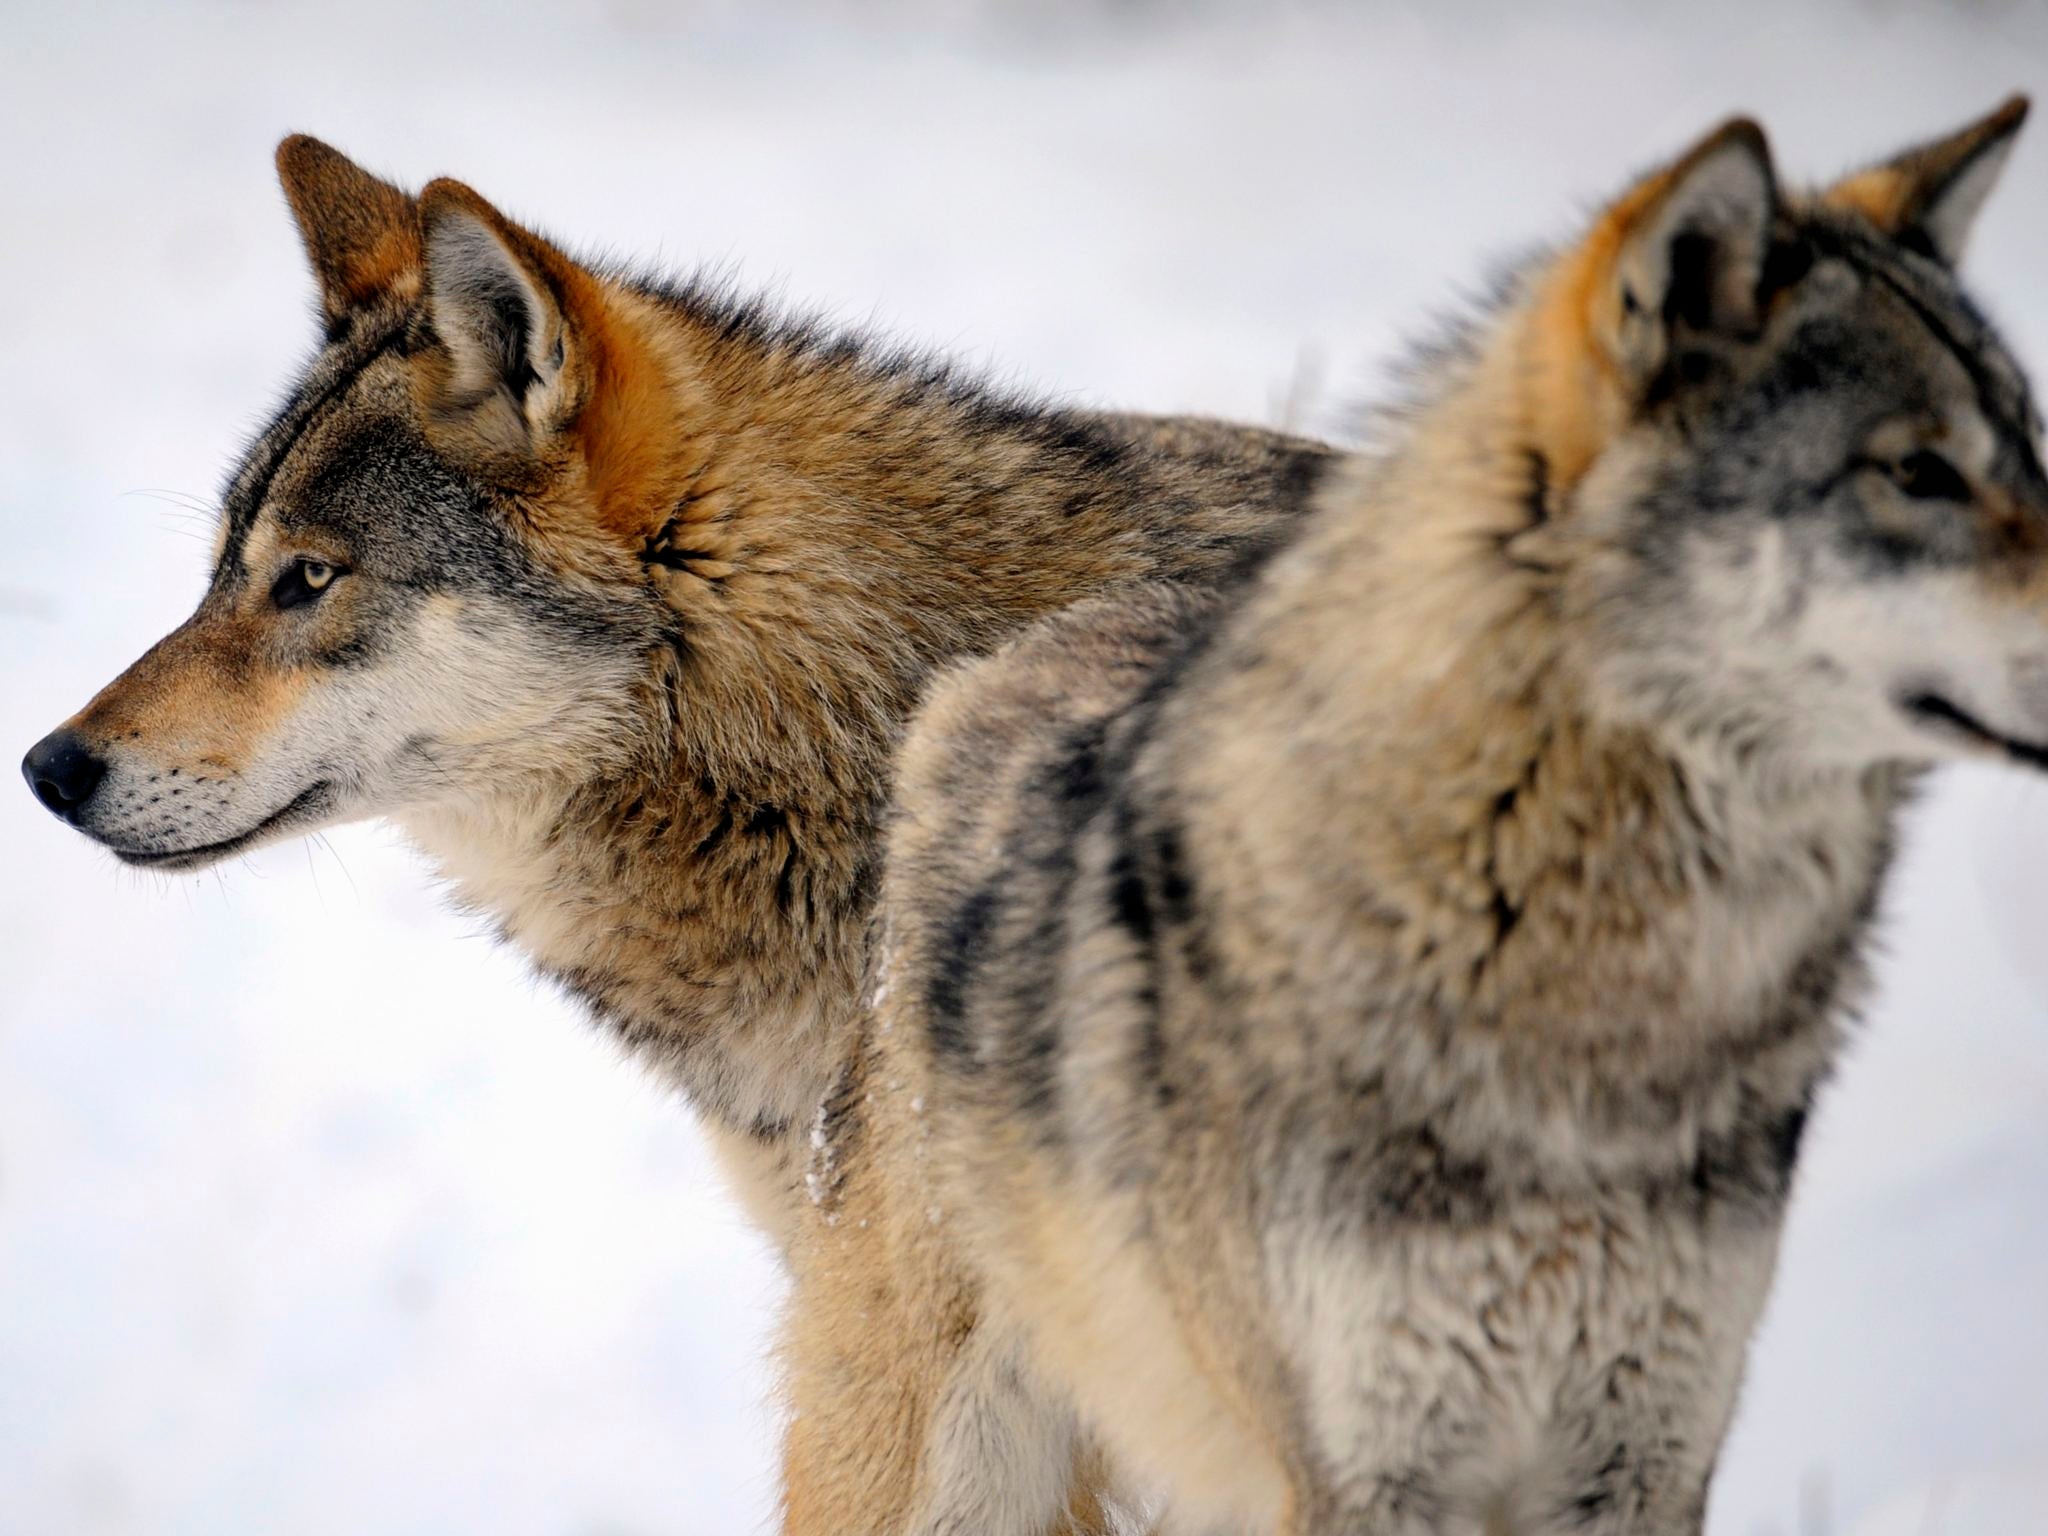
[{"x1": 3, "y1": 2, "x2": 2046, "y2": 1532}]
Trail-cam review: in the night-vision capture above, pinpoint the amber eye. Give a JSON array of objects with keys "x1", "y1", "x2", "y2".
[
  {"x1": 1892, "y1": 449, "x2": 1970, "y2": 503},
  {"x1": 273, "y1": 558, "x2": 343, "y2": 610}
]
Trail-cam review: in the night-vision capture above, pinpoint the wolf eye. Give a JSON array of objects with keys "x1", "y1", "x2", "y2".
[
  {"x1": 273, "y1": 558, "x2": 343, "y2": 610},
  {"x1": 1892, "y1": 449, "x2": 1970, "y2": 503}
]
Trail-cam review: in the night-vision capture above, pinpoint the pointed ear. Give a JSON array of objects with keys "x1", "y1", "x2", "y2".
[
  {"x1": 1525, "y1": 119, "x2": 1777, "y2": 490},
  {"x1": 1597, "y1": 118, "x2": 1778, "y2": 386},
  {"x1": 1822, "y1": 95, "x2": 2028, "y2": 266},
  {"x1": 275, "y1": 135, "x2": 421, "y2": 324},
  {"x1": 418, "y1": 180, "x2": 577, "y2": 458}
]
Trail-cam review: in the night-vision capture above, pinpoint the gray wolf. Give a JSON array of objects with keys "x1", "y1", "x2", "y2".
[
  {"x1": 15, "y1": 137, "x2": 1332, "y2": 1264},
  {"x1": 786, "y1": 98, "x2": 2037, "y2": 1534}
]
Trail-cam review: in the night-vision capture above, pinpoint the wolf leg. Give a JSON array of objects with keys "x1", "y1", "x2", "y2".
[
  {"x1": 902, "y1": 1320, "x2": 1092, "y2": 1536},
  {"x1": 780, "y1": 1308, "x2": 1119, "y2": 1536},
  {"x1": 777, "y1": 1129, "x2": 1124, "y2": 1536}
]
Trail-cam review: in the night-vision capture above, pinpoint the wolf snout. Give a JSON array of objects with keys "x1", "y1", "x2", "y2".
[{"x1": 21, "y1": 728, "x2": 107, "y2": 822}]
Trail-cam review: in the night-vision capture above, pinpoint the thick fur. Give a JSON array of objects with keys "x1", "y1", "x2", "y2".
[
  {"x1": 789, "y1": 101, "x2": 2044, "y2": 1534},
  {"x1": 24, "y1": 138, "x2": 1333, "y2": 1262}
]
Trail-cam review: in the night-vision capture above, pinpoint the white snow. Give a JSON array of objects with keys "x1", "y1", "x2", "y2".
[{"x1": 2, "y1": 3, "x2": 2045, "y2": 1533}]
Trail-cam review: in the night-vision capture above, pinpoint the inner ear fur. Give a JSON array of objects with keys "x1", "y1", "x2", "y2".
[
  {"x1": 1601, "y1": 119, "x2": 1777, "y2": 379},
  {"x1": 417, "y1": 180, "x2": 584, "y2": 462},
  {"x1": 414, "y1": 183, "x2": 689, "y2": 539},
  {"x1": 1525, "y1": 117, "x2": 1779, "y2": 490}
]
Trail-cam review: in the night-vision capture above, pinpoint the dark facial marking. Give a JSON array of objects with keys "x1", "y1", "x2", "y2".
[
  {"x1": 1823, "y1": 220, "x2": 2035, "y2": 445},
  {"x1": 217, "y1": 326, "x2": 408, "y2": 581}
]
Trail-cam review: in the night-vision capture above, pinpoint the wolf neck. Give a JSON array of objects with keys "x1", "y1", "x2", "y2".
[
  {"x1": 405, "y1": 295, "x2": 1309, "y2": 1162},
  {"x1": 1195, "y1": 300, "x2": 1899, "y2": 1063}
]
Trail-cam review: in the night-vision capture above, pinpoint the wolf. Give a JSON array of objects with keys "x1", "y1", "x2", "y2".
[
  {"x1": 786, "y1": 98, "x2": 2037, "y2": 1535},
  {"x1": 15, "y1": 137, "x2": 1331, "y2": 1262}
]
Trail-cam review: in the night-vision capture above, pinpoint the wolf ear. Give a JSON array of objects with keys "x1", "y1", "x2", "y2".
[
  {"x1": 1821, "y1": 95, "x2": 2029, "y2": 266},
  {"x1": 1599, "y1": 118, "x2": 1778, "y2": 386},
  {"x1": 418, "y1": 181, "x2": 577, "y2": 458},
  {"x1": 276, "y1": 136, "x2": 421, "y2": 324},
  {"x1": 1525, "y1": 119, "x2": 1778, "y2": 488}
]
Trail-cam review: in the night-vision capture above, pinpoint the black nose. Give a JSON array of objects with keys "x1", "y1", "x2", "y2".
[{"x1": 22, "y1": 728, "x2": 107, "y2": 820}]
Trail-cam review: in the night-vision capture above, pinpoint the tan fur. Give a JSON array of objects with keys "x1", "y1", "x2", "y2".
[
  {"x1": 782, "y1": 105, "x2": 2042, "y2": 1536},
  {"x1": 30, "y1": 139, "x2": 1344, "y2": 1536},
  {"x1": 50, "y1": 141, "x2": 1330, "y2": 1142},
  {"x1": 781, "y1": 596, "x2": 1227, "y2": 1536},
  {"x1": 71, "y1": 609, "x2": 312, "y2": 777}
]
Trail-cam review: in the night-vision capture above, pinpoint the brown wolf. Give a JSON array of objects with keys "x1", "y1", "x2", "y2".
[
  {"x1": 786, "y1": 99, "x2": 2036, "y2": 1534},
  {"x1": 16, "y1": 139, "x2": 1330, "y2": 1267}
]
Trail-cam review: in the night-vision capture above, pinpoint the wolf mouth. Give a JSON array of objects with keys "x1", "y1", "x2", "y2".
[
  {"x1": 108, "y1": 780, "x2": 337, "y2": 871},
  {"x1": 1899, "y1": 691, "x2": 2048, "y2": 770}
]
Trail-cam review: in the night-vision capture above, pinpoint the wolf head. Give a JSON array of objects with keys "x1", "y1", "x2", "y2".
[
  {"x1": 1516, "y1": 98, "x2": 2046, "y2": 777},
  {"x1": 21, "y1": 139, "x2": 689, "y2": 869}
]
